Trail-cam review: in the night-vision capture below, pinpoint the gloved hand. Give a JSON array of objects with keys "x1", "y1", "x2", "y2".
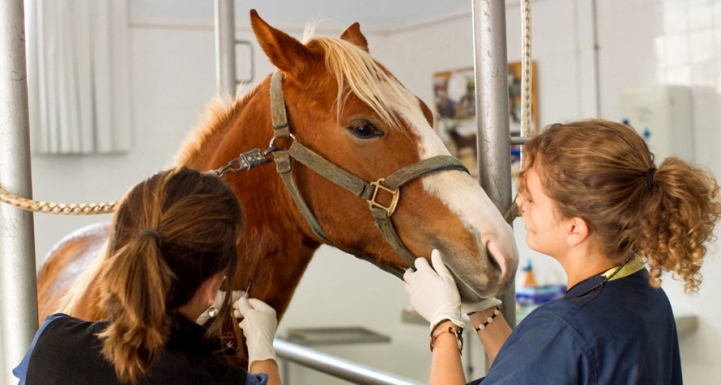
[
  {"x1": 233, "y1": 296, "x2": 278, "y2": 367},
  {"x1": 196, "y1": 290, "x2": 243, "y2": 325},
  {"x1": 404, "y1": 249, "x2": 464, "y2": 331},
  {"x1": 461, "y1": 297, "x2": 502, "y2": 316}
]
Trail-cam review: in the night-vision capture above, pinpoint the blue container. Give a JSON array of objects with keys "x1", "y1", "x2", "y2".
[{"x1": 516, "y1": 284, "x2": 567, "y2": 306}]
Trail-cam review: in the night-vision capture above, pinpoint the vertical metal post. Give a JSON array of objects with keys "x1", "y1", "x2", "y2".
[
  {"x1": 472, "y1": 0, "x2": 516, "y2": 330},
  {"x1": 0, "y1": 1, "x2": 39, "y2": 383},
  {"x1": 591, "y1": 0, "x2": 602, "y2": 117},
  {"x1": 215, "y1": 0, "x2": 237, "y2": 96}
]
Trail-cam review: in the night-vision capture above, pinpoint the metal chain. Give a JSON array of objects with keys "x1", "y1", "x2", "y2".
[
  {"x1": 0, "y1": 184, "x2": 117, "y2": 215},
  {"x1": 0, "y1": 146, "x2": 278, "y2": 215},
  {"x1": 521, "y1": 0, "x2": 533, "y2": 140},
  {"x1": 509, "y1": 0, "x2": 534, "y2": 222}
]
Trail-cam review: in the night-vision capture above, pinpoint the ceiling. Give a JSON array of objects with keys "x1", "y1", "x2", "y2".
[{"x1": 129, "y1": 0, "x2": 476, "y2": 30}]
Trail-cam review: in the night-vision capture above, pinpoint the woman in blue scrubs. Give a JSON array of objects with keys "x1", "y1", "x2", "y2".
[
  {"x1": 15, "y1": 168, "x2": 281, "y2": 385},
  {"x1": 405, "y1": 119, "x2": 721, "y2": 384}
]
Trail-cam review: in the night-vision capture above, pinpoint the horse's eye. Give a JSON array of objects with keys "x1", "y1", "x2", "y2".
[{"x1": 347, "y1": 120, "x2": 384, "y2": 139}]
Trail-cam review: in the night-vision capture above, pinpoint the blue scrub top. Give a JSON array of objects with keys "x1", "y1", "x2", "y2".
[{"x1": 469, "y1": 268, "x2": 682, "y2": 385}]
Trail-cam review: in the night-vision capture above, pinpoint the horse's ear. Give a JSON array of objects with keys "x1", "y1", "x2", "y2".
[
  {"x1": 340, "y1": 22, "x2": 369, "y2": 52},
  {"x1": 250, "y1": 9, "x2": 316, "y2": 77}
]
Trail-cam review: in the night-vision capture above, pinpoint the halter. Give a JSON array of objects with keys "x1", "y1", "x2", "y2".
[{"x1": 217, "y1": 72, "x2": 469, "y2": 270}]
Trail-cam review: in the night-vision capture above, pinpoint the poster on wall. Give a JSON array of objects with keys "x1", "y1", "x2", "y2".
[{"x1": 433, "y1": 62, "x2": 538, "y2": 175}]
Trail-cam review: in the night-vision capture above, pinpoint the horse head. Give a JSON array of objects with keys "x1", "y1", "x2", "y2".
[{"x1": 239, "y1": 11, "x2": 518, "y2": 308}]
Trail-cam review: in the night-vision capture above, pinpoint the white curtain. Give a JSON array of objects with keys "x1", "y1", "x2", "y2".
[{"x1": 25, "y1": 0, "x2": 131, "y2": 154}]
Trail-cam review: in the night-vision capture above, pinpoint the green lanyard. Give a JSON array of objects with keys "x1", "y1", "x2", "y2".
[{"x1": 601, "y1": 257, "x2": 645, "y2": 282}]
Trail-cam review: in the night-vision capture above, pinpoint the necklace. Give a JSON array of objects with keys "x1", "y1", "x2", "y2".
[{"x1": 576, "y1": 249, "x2": 644, "y2": 297}]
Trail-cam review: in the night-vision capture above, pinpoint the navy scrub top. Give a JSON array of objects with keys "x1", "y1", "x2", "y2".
[
  {"x1": 469, "y1": 268, "x2": 682, "y2": 385},
  {"x1": 14, "y1": 313, "x2": 268, "y2": 385}
]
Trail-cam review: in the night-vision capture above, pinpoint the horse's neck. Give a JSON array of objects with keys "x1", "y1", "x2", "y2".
[
  {"x1": 229, "y1": 162, "x2": 321, "y2": 319},
  {"x1": 235, "y1": 228, "x2": 319, "y2": 319},
  {"x1": 183, "y1": 85, "x2": 323, "y2": 319}
]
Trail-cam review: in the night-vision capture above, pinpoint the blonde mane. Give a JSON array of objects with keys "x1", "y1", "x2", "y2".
[
  {"x1": 309, "y1": 36, "x2": 416, "y2": 132},
  {"x1": 174, "y1": 84, "x2": 261, "y2": 167}
]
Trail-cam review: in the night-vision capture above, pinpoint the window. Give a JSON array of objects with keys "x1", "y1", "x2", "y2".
[{"x1": 25, "y1": 0, "x2": 131, "y2": 154}]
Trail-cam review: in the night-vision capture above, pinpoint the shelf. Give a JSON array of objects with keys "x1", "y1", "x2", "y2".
[{"x1": 284, "y1": 326, "x2": 391, "y2": 346}]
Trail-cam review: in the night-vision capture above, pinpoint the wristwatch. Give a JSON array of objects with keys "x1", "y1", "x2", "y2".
[{"x1": 430, "y1": 320, "x2": 464, "y2": 354}]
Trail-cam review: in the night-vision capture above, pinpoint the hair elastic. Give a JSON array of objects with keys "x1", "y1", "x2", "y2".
[
  {"x1": 138, "y1": 229, "x2": 163, "y2": 248},
  {"x1": 645, "y1": 167, "x2": 657, "y2": 191}
]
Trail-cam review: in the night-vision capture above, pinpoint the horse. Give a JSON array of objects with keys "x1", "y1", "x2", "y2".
[{"x1": 36, "y1": 10, "x2": 518, "y2": 325}]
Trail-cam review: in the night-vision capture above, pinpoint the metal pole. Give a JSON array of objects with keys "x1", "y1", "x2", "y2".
[
  {"x1": 0, "y1": 1, "x2": 39, "y2": 383},
  {"x1": 591, "y1": 0, "x2": 602, "y2": 117},
  {"x1": 472, "y1": 0, "x2": 516, "y2": 328},
  {"x1": 214, "y1": 0, "x2": 237, "y2": 96},
  {"x1": 274, "y1": 339, "x2": 423, "y2": 385}
]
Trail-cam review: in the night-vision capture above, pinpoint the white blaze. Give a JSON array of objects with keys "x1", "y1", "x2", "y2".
[{"x1": 380, "y1": 80, "x2": 518, "y2": 280}]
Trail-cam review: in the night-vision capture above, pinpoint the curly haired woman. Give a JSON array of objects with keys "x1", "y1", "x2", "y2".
[{"x1": 405, "y1": 119, "x2": 721, "y2": 384}]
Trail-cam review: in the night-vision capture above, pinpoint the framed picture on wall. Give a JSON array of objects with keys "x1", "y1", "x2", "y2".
[{"x1": 433, "y1": 62, "x2": 538, "y2": 174}]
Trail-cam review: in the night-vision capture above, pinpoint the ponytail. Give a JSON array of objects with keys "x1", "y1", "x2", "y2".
[
  {"x1": 96, "y1": 233, "x2": 173, "y2": 384},
  {"x1": 637, "y1": 157, "x2": 721, "y2": 292}
]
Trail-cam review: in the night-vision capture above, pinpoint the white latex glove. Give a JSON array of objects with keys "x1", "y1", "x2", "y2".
[
  {"x1": 233, "y1": 296, "x2": 278, "y2": 367},
  {"x1": 403, "y1": 249, "x2": 464, "y2": 331},
  {"x1": 196, "y1": 290, "x2": 243, "y2": 325},
  {"x1": 461, "y1": 297, "x2": 502, "y2": 316}
]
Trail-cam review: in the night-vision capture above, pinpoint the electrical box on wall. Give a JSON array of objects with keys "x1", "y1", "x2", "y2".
[{"x1": 620, "y1": 86, "x2": 693, "y2": 162}]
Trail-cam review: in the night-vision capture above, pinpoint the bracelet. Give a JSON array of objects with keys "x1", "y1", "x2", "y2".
[
  {"x1": 474, "y1": 305, "x2": 501, "y2": 332},
  {"x1": 430, "y1": 320, "x2": 463, "y2": 354}
]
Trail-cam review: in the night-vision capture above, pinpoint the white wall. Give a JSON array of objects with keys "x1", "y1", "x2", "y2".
[
  {"x1": 6, "y1": 0, "x2": 721, "y2": 384},
  {"x1": 593, "y1": 1, "x2": 721, "y2": 384}
]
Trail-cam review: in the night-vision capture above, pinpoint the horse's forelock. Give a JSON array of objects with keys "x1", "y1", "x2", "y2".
[
  {"x1": 308, "y1": 36, "x2": 417, "y2": 133},
  {"x1": 301, "y1": 21, "x2": 320, "y2": 44}
]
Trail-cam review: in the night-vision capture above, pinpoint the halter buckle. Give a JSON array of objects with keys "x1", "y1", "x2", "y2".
[{"x1": 368, "y1": 179, "x2": 399, "y2": 217}]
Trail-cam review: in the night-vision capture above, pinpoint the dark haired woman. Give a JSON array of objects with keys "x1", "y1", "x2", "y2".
[
  {"x1": 14, "y1": 168, "x2": 281, "y2": 385},
  {"x1": 404, "y1": 119, "x2": 721, "y2": 384}
]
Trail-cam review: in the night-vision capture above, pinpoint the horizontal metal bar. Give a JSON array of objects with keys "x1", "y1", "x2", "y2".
[
  {"x1": 510, "y1": 136, "x2": 531, "y2": 145},
  {"x1": 274, "y1": 339, "x2": 423, "y2": 385}
]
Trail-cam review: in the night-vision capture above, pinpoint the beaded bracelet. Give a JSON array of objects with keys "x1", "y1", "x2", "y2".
[{"x1": 474, "y1": 305, "x2": 501, "y2": 332}]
